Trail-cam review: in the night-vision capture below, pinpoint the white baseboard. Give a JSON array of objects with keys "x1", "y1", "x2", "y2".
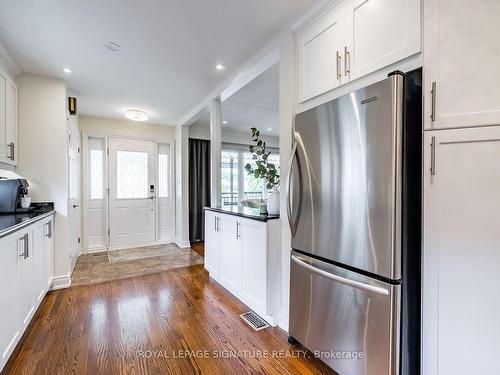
[
  {"x1": 278, "y1": 311, "x2": 289, "y2": 332},
  {"x1": 51, "y1": 272, "x2": 72, "y2": 290},
  {"x1": 175, "y1": 238, "x2": 191, "y2": 249}
]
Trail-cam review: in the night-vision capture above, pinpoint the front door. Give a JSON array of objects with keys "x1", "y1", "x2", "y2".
[{"x1": 108, "y1": 138, "x2": 156, "y2": 247}]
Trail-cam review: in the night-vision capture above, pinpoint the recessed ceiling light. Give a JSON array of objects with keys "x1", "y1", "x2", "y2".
[
  {"x1": 268, "y1": 128, "x2": 273, "y2": 131},
  {"x1": 222, "y1": 120, "x2": 228, "y2": 124},
  {"x1": 215, "y1": 63, "x2": 226, "y2": 71},
  {"x1": 63, "y1": 68, "x2": 72, "y2": 74},
  {"x1": 104, "y1": 41, "x2": 121, "y2": 51},
  {"x1": 124, "y1": 109, "x2": 148, "y2": 122}
]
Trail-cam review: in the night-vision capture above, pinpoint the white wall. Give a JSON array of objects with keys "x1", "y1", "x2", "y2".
[
  {"x1": 79, "y1": 115, "x2": 175, "y2": 141},
  {"x1": 189, "y1": 124, "x2": 280, "y2": 148},
  {"x1": 16, "y1": 74, "x2": 71, "y2": 284}
]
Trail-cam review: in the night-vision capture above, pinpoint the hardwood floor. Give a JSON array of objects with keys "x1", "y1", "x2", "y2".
[{"x1": 3, "y1": 264, "x2": 335, "y2": 375}]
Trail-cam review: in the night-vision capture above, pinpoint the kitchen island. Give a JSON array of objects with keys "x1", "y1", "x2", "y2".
[{"x1": 204, "y1": 206, "x2": 281, "y2": 326}]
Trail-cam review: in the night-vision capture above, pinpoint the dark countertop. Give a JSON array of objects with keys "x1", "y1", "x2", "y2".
[
  {"x1": 204, "y1": 206, "x2": 279, "y2": 222},
  {"x1": 0, "y1": 203, "x2": 55, "y2": 238}
]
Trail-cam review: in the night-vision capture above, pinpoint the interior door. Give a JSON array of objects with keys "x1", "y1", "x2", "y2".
[
  {"x1": 68, "y1": 116, "x2": 81, "y2": 266},
  {"x1": 109, "y1": 138, "x2": 156, "y2": 247}
]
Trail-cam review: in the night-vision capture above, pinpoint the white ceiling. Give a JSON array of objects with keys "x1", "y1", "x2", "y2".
[
  {"x1": 0, "y1": 0, "x2": 312, "y2": 125},
  {"x1": 191, "y1": 63, "x2": 279, "y2": 136}
]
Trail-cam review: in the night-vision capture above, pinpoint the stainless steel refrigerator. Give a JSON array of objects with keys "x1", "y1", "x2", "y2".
[{"x1": 287, "y1": 70, "x2": 421, "y2": 375}]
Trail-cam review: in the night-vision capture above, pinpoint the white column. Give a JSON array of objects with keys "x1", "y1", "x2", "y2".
[
  {"x1": 175, "y1": 124, "x2": 190, "y2": 247},
  {"x1": 210, "y1": 97, "x2": 222, "y2": 206},
  {"x1": 278, "y1": 30, "x2": 297, "y2": 331}
]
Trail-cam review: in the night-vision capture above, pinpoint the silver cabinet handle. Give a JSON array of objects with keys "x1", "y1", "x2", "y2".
[
  {"x1": 430, "y1": 136, "x2": 436, "y2": 176},
  {"x1": 431, "y1": 81, "x2": 437, "y2": 122},
  {"x1": 7, "y1": 142, "x2": 14, "y2": 160},
  {"x1": 236, "y1": 221, "x2": 241, "y2": 239},
  {"x1": 25, "y1": 233, "x2": 29, "y2": 258},
  {"x1": 46, "y1": 221, "x2": 52, "y2": 239},
  {"x1": 336, "y1": 51, "x2": 342, "y2": 80},
  {"x1": 344, "y1": 46, "x2": 350, "y2": 76},
  {"x1": 19, "y1": 233, "x2": 29, "y2": 259},
  {"x1": 291, "y1": 255, "x2": 389, "y2": 296},
  {"x1": 214, "y1": 216, "x2": 217, "y2": 232}
]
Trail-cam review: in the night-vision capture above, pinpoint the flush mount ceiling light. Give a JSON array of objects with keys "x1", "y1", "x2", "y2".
[
  {"x1": 63, "y1": 67, "x2": 72, "y2": 73},
  {"x1": 124, "y1": 109, "x2": 148, "y2": 122},
  {"x1": 215, "y1": 63, "x2": 226, "y2": 71},
  {"x1": 268, "y1": 128, "x2": 273, "y2": 131},
  {"x1": 104, "y1": 41, "x2": 121, "y2": 52},
  {"x1": 222, "y1": 120, "x2": 228, "y2": 124}
]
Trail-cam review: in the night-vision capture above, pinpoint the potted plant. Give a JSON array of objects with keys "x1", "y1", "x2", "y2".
[{"x1": 245, "y1": 127, "x2": 280, "y2": 215}]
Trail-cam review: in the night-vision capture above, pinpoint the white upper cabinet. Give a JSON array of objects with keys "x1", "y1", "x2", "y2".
[
  {"x1": 424, "y1": 0, "x2": 500, "y2": 130},
  {"x1": 0, "y1": 67, "x2": 17, "y2": 165},
  {"x1": 297, "y1": 0, "x2": 351, "y2": 102},
  {"x1": 348, "y1": 0, "x2": 421, "y2": 79},
  {"x1": 297, "y1": 0, "x2": 422, "y2": 103}
]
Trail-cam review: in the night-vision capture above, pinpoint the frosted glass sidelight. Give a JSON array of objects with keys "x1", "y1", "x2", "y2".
[
  {"x1": 90, "y1": 149, "x2": 103, "y2": 200},
  {"x1": 116, "y1": 151, "x2": 148, "y2": 199},
  {"x1": 158, "y1": 153, "x2": 169, "y2": 198}
]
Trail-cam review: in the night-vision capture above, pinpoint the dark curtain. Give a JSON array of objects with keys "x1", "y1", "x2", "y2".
[{"x1": 189, "y1": 139, "x2": 211, "y2": 243}]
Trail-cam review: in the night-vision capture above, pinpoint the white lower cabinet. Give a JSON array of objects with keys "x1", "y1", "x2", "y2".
[
  {"x1": 423, "y1": 127, "x2": 500, "y2": 375},
  {"x1": 204, "y1": 210, "x2": 280, "y2": 325},
  {"x1": 0, "y1": 214, "x2": 55, "y2": 371}
]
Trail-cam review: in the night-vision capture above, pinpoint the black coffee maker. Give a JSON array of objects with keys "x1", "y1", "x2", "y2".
[{"x1": 0, "y1": 179, "x2": 29, "y2": 213}]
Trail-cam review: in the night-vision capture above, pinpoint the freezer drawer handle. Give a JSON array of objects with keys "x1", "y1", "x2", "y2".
[{"x1": 291, "y1": 255, "x2": 389, "y2": 296}]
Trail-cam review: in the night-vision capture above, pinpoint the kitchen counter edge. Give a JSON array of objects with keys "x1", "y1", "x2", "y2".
[
  {"x1": 0, "y1": 210, "x2": 56, "y2": 239},
  {"x1": 204, "y1": 207, "x2": 279, "y2": 222}
]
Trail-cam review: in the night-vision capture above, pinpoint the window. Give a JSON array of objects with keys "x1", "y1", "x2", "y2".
[
  {"x1": 90, "y1": 149, "x2": 103, "y2": 199},
  {"x1": 116, "y1": 151, "x2": 148, "y2": 199},
  {"x1": 221, "y1": 146, "x2": 280, "y2": 206},
  {"x1": 158, "y1": 144, "x2": 170, "y2": 198}
]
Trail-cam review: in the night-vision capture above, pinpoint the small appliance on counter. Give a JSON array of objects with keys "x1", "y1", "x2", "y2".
[{"x1": 0, "y1": 178, "x2": 30, "y2": 213}]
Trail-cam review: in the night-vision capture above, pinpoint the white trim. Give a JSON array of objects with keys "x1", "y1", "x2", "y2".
[
  {"x1": 278, "y1": 311, "x2": 289, "y2": 332},
  {"x1": 175, "y1": 238, "x2": 191, "y2": 249},
  {"x1": 51, "y1": 272, "x2": 72, "y2": 290},
  {"x1": 290, "y1": 0, "x2": 343, "y2": 33}
]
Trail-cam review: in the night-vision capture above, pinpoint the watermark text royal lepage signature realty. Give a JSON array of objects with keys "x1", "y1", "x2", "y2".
[{"x1": 137, "y1": 349, "x2": 365, "y2": 360}]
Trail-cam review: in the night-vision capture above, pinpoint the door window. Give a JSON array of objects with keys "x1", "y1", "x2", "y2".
[{"x1": 116, "y1": 151, "x2": 148, "y2": 199}]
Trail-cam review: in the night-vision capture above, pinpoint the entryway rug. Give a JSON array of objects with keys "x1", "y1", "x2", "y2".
[{"x1": 71, "y1": 243, "x2": 204, "y2": 286}]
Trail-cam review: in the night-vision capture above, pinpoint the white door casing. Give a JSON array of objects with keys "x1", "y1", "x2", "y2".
[
  {"x1": 108, "y1": 138, "x2": 156, "y2": 248},
  {"x1": 68, "y1": 116, "x2": 81, "y2": 268}
]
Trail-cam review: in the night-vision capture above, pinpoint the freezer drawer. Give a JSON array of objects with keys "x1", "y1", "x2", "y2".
[{"x1": 289, "y1": 251, "x2": 400, "y2": 375}]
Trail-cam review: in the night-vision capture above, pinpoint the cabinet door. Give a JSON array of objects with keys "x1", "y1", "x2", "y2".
[
  {"x1": 204, "y1": 211, "x2": 219, "y2": 277},
  {"x1": 297, "y1": 0, "x2": 351, "y2": 102},
  {"x1": 0, "y1": 235, "x2": 20, "y2": 371},
  {"x1": 423, "y1": 127, "x2": 500, "y2": 375},
  {"x1": 424, "y1": 0, "x2": 500, "y2": 129},
  {"x1": 240, "y1": 220, "x2": 267, "y2": 314},
  {"x1": 218, "y1": 216, "x2": 242, "y2": 295},
  {"x1": 44, "y1": 219, "x2": 55, "y2": 289},
  {"x1": 348, "y1": 0, "x2": 421, "y2": 80},
  {"x1": 32, "y1": 223, "x2": 46, "y2": 305},
  {"x1": 0, "y1": 73, "x2": 6, "y2": 163},
  {"x1": 5, "y1": 80, "x2": 17, "y2": 165},
  {"x1": 18, "y1": 230, "x2": 35, "y2": 330}
]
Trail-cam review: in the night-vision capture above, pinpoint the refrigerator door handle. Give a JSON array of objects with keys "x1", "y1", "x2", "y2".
[
  {"x1": 285, "y1": 142, "x2": 297, "y2": 236},
  {"x1": 291, "y1": 255, "x2": 390, "y2": 296}
]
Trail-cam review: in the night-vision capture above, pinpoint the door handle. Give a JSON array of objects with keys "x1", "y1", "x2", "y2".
[
  {"x1": 344, "y1": 46, "x2": 350, "y2": 76},
  {"x1": 7, "y1": 142, "x2": 14, "y2": 160},
  {"x1": 336, "y1": 50, "x2": 342, "y2": 80},
  {"x1": 431, "y1": 81, "x2": 437, "y2": 122},
  {"x1": 46, "y1": 221, "x2": 52, "y2": 239},
  {"x1": 72, "y1": 204, "x2": 80, "y2": 208},
  {"x1": 236, "y1": 221, "x2": 241, "y2": 239},
  {"x1": 291, "y1": 255, "x2": 389, "y2": 296},
  {"x1": 19, "y1": 233, "x2": 29, "y2": 259},
  {"x1": 285, "y1": 136, "x2": 305, "y2": 237},
  {"x1": 147, "y1": 196, "x2": 155, "y2": 200}
]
